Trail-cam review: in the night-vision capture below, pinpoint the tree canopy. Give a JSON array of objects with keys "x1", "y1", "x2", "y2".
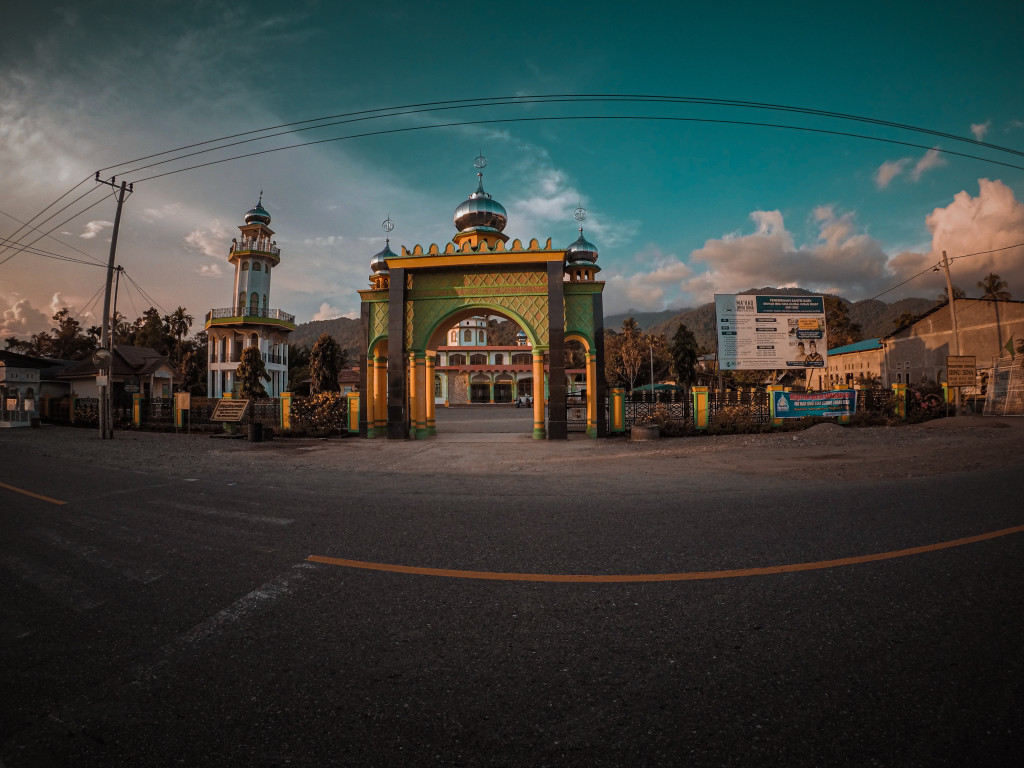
[
  {"x1": 309, "y1": 332, "x2": 346, "y2": 395},
  {"x1": 235, "y1": 346, "x2": 269, "y2": 398},
  {"x1": 669, "y1": 322, "x2": 700, "y2": 389}
]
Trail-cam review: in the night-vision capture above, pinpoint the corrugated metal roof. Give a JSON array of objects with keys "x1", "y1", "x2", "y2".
[{"x1": 828, "y1": 338, "x2": 883, "y2": 355}]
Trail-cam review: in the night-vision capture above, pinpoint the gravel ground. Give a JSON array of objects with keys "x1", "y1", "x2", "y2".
[{"x1": 5, "y1": 416, "x2": 1022, "y2": 489}]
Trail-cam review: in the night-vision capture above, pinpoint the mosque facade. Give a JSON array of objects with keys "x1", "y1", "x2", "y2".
[{"x1": 204, "y1": 198, "x2": 295, "y2": 397}]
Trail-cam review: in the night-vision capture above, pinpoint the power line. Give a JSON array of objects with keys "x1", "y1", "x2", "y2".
[{"x1": 0, "y1": 186, "x2": 112, "y2": 267}]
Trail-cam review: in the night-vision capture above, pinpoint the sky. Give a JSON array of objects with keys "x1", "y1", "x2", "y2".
[{"x1": 2, "y1": 0, "x2": 1024, "y2": 342}]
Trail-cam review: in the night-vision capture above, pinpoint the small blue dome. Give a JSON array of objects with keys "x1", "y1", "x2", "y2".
[
  {"x1": 371, "y1": 239, "x2": 397, "y2": 273},
  {"x1": 244, "y1": 201, "x2": 271, "y2": 226},
  {"x1": 565, "y1": 228, "x2": 598, "y2": 264}
]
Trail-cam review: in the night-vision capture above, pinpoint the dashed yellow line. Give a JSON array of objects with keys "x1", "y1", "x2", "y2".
[
  {"x1": 0, "y1": 481, "x2": 67, "y2": 506},
  {"x1": 307, "y1": 523, "x2": 1024, "y2": 583}
]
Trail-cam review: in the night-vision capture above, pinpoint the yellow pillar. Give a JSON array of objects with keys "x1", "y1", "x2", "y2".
[
  {"x1": 133, "y1": 393, "x2": 143, "y2": 427},
  {"x1": 408, "y1": 353, "x2": 418, "y2": 439},
  {"x1": 374, "y1": 356, "x2": 387, "y2": 435},
  {"x1": 364, "y1": 357, "x2": 375, "y2": 437},
  {"x1": 425, "y1": 353, "x2": 436, "y2": 435},
  {"x1": 692, "y1": 385, "x2": 709, "y2": 430},
  {"x1": 893, "y1": 382, "x2": 908, "y2": 421},
  {"x1": 610, "y1": 388, "x2": 625, "y2": 433},
  {"x1": 767, "y1": 384, "x2": 784, "y2": 426},
  {"x1": 532, "y1": 351, "x2": 546, "y2": 439},
  {"x1": 281, "y1": 391, "x2": 292, "y2": 430},
  {"x1": 586, "y1": 352, "x2": 597, "y2": 437},
  {"x1": 346, "y1": 391, "x2": 360, "y2": 433}
]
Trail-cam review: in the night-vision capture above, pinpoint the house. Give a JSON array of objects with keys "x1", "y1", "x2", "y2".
[
  {"x1": 58, "y1": 345, "x2": 177, "y2": 401},
  {"x1": 0, "y1": 350, "x2": 62, "y2": 427}
]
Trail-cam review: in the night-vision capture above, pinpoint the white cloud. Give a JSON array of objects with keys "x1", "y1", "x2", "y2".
[
  {"x1": 602, "y1": 247, "x2": 697, "y2": 314},
  {"x1": 874, "y1": 158, "x2": 909, "y2": 189},
  {"x1": 910, "y1": 147, "x2": 947, "y2": 181},
  {"x1": 970, "y1": 121, "x2": 991, "y2": 141},
  {"x1": 140, "y1": 203, "x2": 184, "y2": 223},
  {"x1": 185, "y1": 220, "x2": 231, "y2": 258},
  {"x1": 310, "y1": 302, "x2": 351, "y2": 321},
  {"x1": 80, "y1": 220, "x2": 113, "y2": 239},
  {"x1": 198, "y1": 264, "x2": 223, "y2": 277},
  {"x1": 0, "y1": 297, "x2": 51, "y2": 338}
]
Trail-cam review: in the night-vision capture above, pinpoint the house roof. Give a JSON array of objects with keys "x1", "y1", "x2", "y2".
[
  {"x1": 828, "y1": 338, "x2": 883, "y2": 355},
  {"x1": 58, "y1": 345, "x2": 174, "y2": 379},
  {"x1": 0, "y1": 350, "x2": 63, "y2": 369}
]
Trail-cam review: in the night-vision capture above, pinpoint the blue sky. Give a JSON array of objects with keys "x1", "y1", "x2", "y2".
[{"x1": 3, "y1": 0, "x2": 1024, "y2": 339}]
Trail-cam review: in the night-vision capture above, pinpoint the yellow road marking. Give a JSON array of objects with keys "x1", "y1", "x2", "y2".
[
  {"x1": 0, "y1": 481, "x2": 67, "y2": 506},
  {"x1": 308, "y1": 523, "x2": 1024, "y2": 583}
]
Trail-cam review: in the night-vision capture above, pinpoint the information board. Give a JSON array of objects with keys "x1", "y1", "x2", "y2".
[
  {"x1": 715, "y1": 294, "x2": 828, "y2": 370},
  {"x1": 211, "y1": 399, "x2": 249, "y2": 422},
  {"x1": 945, "y1": 355, "x2": 977, "y2": 387},
  {"x1": 772, "y1": 390, "x2": 856, "y2": 418}
]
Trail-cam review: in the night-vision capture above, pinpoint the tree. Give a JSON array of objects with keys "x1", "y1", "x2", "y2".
[
  {"x1": 235, "y1": 346, "x2": 269, "y2": 398},
  {"x1": 309, "y1": 332, "x2": 345, "y2": 395},
  {"x1": 824, "y1": 297, "x2": 862, "y2": 349},
  {"x1": 669, "y1": 322, "x2": 700, "y2": 392},
  {"x1": 892, "y1": 311, "x2": 919, "y2": 330},
  {"x1": 604, "y1": 318, "x2": 646, "y2": 390},
  {"x1": 167, "y1": 306, "x2": 194, "y2": 364},
  {"x1": 134, "y1": 308, "x2": 173, "y2": 354},
  {"x1": 937, "y1": 285, "x2": 966, "y2": 304},
  {"x1": 977, "y1": 273, "x2": 1011, "y2": 301},
  {"x1": 178, "y1": 348, "x2": 207, "y2": 395}
]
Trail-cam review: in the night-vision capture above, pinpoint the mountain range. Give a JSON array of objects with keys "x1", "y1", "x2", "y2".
[{"x1": 290, "y1": 289, "x2": 940, "y2": 358}]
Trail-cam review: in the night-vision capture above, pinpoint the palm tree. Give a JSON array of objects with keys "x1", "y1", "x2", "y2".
[
  {"x1": 167, "y1": 306, "x2": 194, "y2": 365},
  {"x1": 977, "y1": 273, "x2": 1011, "y2": 301}
]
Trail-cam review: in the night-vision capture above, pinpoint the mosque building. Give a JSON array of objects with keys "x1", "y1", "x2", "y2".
[
  {"x1": 360, "y1": 160, "x2": 605, "y2": 438},
  {"x1": 204, "y1": 196, "x2": 296, "y2": 397}
]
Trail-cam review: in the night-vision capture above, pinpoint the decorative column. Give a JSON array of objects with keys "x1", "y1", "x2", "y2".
[
  {"x1": 408, "y1": 352, "x2": 420, "y2": 439},
  {"x1": 609, "y1": 388, "x2": 626, "y2": 433},
  {"x1": 425, "y1": 353, "x2": 436, "y2": 435},
  {"x1": 586, "y1": 351, "x2": 597, "y2": 437},
  {"x1": 363, "y1": 354, "x2": 375, "y2": 438},
  {"x1": 489, "y1": 380, "x2": 495, "y2": 404},
  {"x1": 893, "y1": 382, "x2": 908, "y2": 421},
  {"x1": 532, "y1": 350, "x2": 546, "y2": 439},
  {"x1": 692, "y1": 385, "x2": 709, "y2": 430},
  {"x1": 280, "y1": 391, "x2": 292, "y2": 430},
  {"x1": 414, "y1": 352, "x2": 428, "y2": 438},
  {"x1": 374, "y1": 355, "x2": 387, "y2": 437}
]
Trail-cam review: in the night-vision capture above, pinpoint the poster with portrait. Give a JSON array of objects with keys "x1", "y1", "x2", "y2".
[{"x1": 715, "y1": 294, "x2": 828, "y2": 370}]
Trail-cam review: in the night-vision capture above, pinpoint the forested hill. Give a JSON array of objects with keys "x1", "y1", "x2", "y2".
[{"x1": 293, "y1": 290, "x2": 937, "y2": 357}]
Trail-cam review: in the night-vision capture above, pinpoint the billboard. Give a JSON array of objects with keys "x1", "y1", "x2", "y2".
[
  {"x1": 715, "y1": 294, "x2": 828, "y2": 370},
  {"x1": 772, "y1": 390, "x2": 856, "y2": 418}
]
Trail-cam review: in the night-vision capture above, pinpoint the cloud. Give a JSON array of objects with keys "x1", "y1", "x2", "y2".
[
  {"x1": 874, "y1": 159, "x2": 909, "y2": 189},
  {"x1": 80, "y1": 220, "x2": 113, "y2": 239},
  {"x1": 198, "y1": 264, "x2": 222, "y2": 277},
  {"x1": 310, "y1": 302, "x2": 351, "y2": 321},
  {"x1": 140, "y1": 203, "x2": 184, "y2": 223},
  {"x1": 602, "y1": 247, "x2": 697, "y2": 315},
  {"x1": 910, "y1": 147, "x2": 947, "y2": 181},
  {"x1": 0, "y1": 297, "x2": 51, "y2": 338},
  {"x1": 185, "y1": 220, "x2": 231, "y2": 258},
  {"x1": 970, "y1": 121, "x2": 991, "y2": 141},
  {"x1": 684, "y1": 207, "x2": 890, "y2": 304}
]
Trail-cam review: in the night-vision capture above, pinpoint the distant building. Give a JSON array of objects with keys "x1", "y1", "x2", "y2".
[
  {"x1": 806, "y1": 298, "x2": 1024, "y2": 390},
  {"x1": 204, "y1": 196, "x2": 295, "y2": 397},
  {"x1": 0, "y1": 350, "x2": 60, "y2": 427},
  {"x1": 434, "y1": 317, "x2": 545, "y2": 404}
]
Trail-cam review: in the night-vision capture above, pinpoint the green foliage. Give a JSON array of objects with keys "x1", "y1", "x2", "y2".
[
  {"x1": 824, "y1": 297, "x2": 862, "y2": 349},
  {"x1": 309, "y1": 332, "x2": 345, "y2": 395},
  {"x1": 236, "y1": 346, "x2": 269, "y2": 398},
  {"x1": 977, "y1": 272, "x2": 1011, "y2": 301},
  {"x1": 178, "y1": 348, "x2": 207, "y2": 395},
  {"x1": 669, "y1": 323, "x2": 700, "y2": 388},
  {"x1": 604, "y1": 318, "x2": 670, "y2": 390},
  {"x1": 288, "y1": 392, "x2": 348, "y2": 436}
]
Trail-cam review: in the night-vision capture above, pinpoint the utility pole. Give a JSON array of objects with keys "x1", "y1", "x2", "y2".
[
  {"x1": 95, "y1": 175, "x2": 132, "y2": 438},
  {"x1": 940, "y1": 250, "x2": 962, "y2": 416}
]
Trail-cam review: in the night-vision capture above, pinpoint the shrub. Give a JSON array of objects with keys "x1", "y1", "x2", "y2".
[{"x1": 290, "y1": 392, "x2": 348, "y2": 436}]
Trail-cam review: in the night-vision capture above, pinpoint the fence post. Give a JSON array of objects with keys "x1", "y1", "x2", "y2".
[
  {"x1": 280, "y1": 392, "x2": 292, "y2": 431},
  {"x1": 892, "y1": 383, "x2": 908, "y2": 421},
  {"x1": 174, "y1": 396, "x2": 185, "y2": 429},
  {"x1": 347, "y1": 391, "x2": 360, "y2": 434},
  {"x1": 609, "y1": 388, "x2": 625, "y2": 434},
  {"x1": 133, "y1": 394, "x2": 143, "y2": 427},
  {"x1": 692, "y1": 385, "x2": 709, "y2": 430},
  {"x1": 69, "y1": 394, "x2": 77, "y2": 424}
]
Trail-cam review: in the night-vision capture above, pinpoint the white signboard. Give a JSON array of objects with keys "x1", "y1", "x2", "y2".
[{"x1": 716, "y1": 294, "x2": 828, "y2": 370}]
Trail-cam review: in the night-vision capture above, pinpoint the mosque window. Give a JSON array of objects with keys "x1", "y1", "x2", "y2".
[
  {"x1": 449, "y1": 354, "x2": 466, "y2": 366},
  {"x1": 470, "y1": 353, "x2": 486, "y2": 365},
  {"x1": 464, "y1": 330, "x2": 472, "y2": 343},
  {"x1": 494, "y1": 354, "x2": 503, "y2": 364},
  {"x1": 477, "y1": 330, "x2": 484, "y2": 343},
  {"x1": 242, "y1": 262, "x2": 249, "y2": 271},
  {"x1": 434, "y1": 376, "x2": 442, "y2": 398},
  {"x1": 450, "y1": 330, "x2": 458, "y2": 344},
  {"x1": 253, "y1": 262, "x2": 261, "y2": 272}
]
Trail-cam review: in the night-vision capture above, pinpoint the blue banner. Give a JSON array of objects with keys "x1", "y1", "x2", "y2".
[{"x1": 772, "y1": 390, "x2": 856, "y2": 418}]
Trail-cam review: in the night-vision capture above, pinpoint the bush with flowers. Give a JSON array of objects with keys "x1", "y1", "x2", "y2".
[{"x1": 288, "y1": 392, "x2": 348, "y2": 436}]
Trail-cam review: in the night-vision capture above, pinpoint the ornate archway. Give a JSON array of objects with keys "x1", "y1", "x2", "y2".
[{"x1": 357, "y1": 168, "x2": 605, "y2": 440}]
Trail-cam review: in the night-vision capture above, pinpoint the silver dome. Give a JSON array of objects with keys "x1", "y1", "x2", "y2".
[
  {"x1": 370, "y1": 239, "x2": 396, "y2": 273},
  {"x1": 565, "y1": 228, "x2": 598, "y2": 264},
  {"x1": 454, "y1": 174, "x2": 507, "y2": 233}
]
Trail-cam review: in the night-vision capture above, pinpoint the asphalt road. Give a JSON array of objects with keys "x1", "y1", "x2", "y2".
[{"x1": 1, "y1": 422, "x2": 1022, "y2": 767}]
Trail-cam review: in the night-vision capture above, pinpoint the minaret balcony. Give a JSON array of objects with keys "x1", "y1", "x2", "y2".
[
  {"x1": 230, "y1": 238, "x2": 281, "y2": 257},
  {"x1": 205, "y1": 307, "x2": 296, "y2": 330}
]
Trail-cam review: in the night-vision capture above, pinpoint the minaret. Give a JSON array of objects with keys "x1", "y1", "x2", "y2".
[{"x1": 204, "y1": 195, "x2": 296, "y2": 398}]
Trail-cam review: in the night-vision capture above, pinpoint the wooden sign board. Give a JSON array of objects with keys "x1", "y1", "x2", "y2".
[
  {"x1": 946, "y1": 356, "x2": 977, "y2": 387},
  {"x1": 211, "y1": 398, "x2": 249, "y2": 422},
  {"x1": 175, "y1": 392, "x2": 191, "y2": 410}
]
